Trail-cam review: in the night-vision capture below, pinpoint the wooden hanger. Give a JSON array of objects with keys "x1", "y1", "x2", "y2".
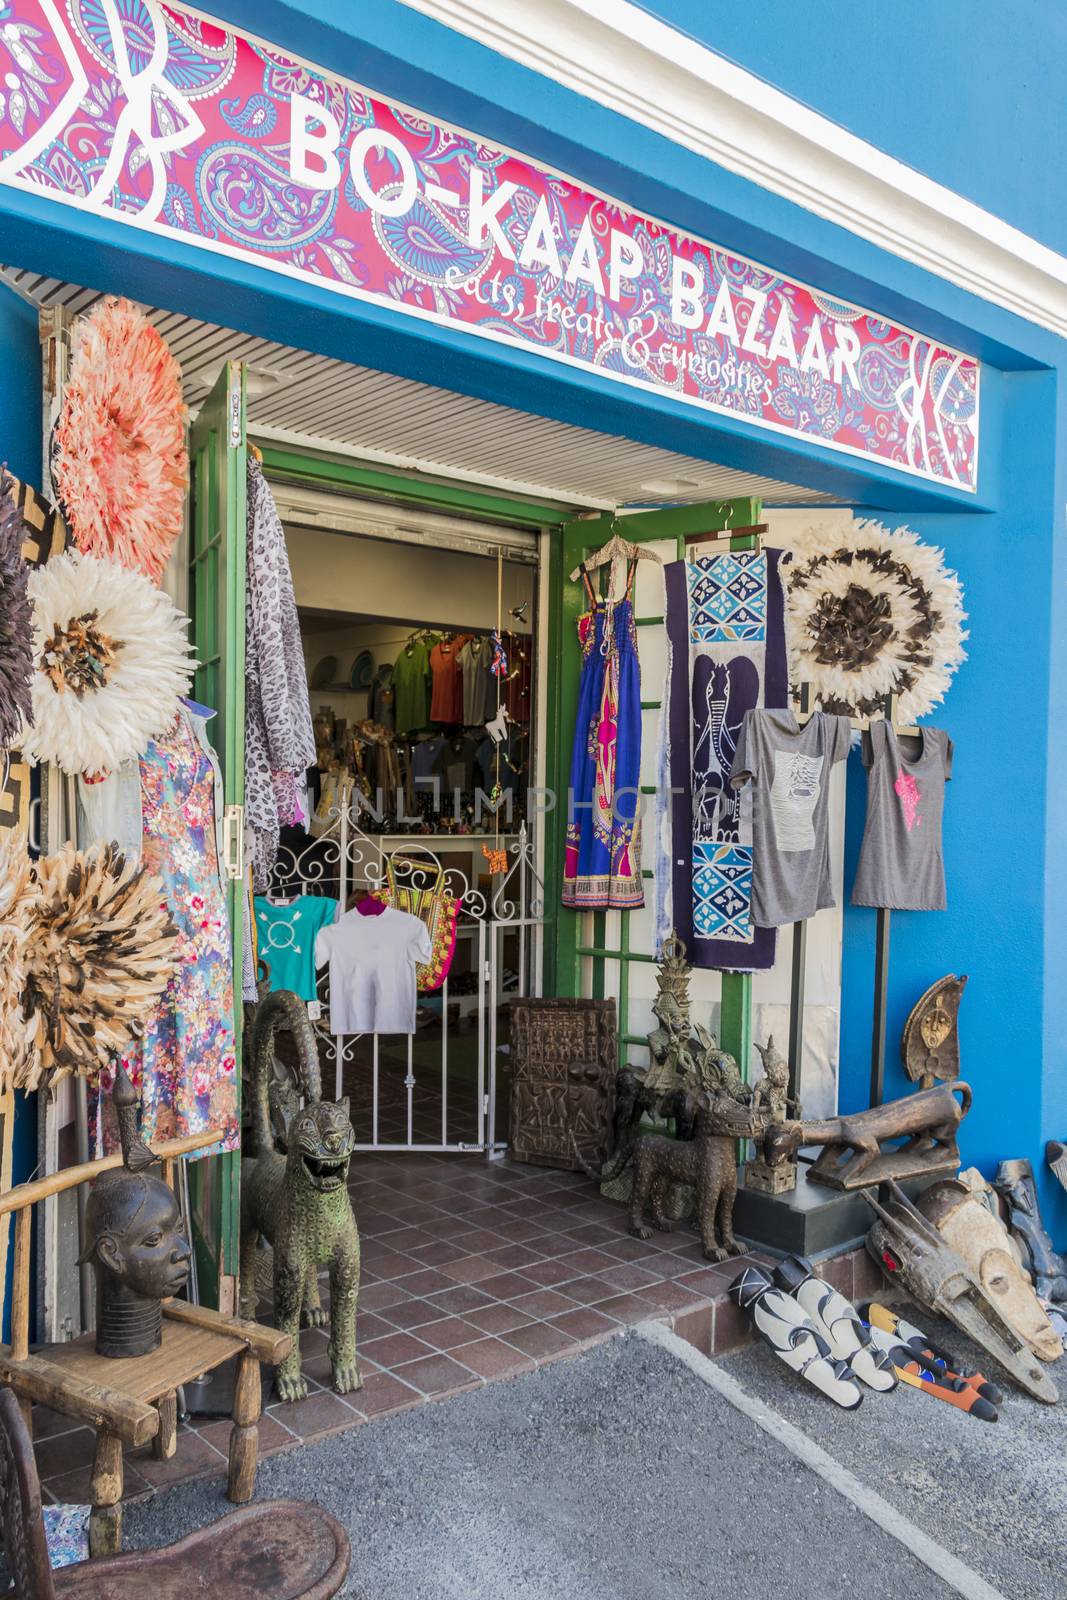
[
  {"x1": 249, "y1": 442, "x2": 263, "y2": 464},
  {"x1": 794, "y1": 685, "x2": 920, "y2": 738},
  {"x1": 685, "y1": 522, "x2": 767, "y2": 550}
]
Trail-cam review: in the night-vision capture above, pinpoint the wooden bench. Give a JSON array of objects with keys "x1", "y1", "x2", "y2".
[
  {"x1": 0, "y1": 1132, "x2": 292, "y2": 1557},
  {"x1": 0, "y1": 1388, "x2": 351, "y2": 1599}
]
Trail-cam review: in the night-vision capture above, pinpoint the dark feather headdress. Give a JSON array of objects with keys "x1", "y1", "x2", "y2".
[
  {"x1": 0, "y1": 470, "x2": 33, "y2": 749},
  {"x1": 22, "y1": 841, "x2": 179, "y2": 1092}
]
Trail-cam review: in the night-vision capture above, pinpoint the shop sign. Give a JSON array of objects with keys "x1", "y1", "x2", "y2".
[{"x1": 0, "y1": 2, "x2": 979, "y2": 489}]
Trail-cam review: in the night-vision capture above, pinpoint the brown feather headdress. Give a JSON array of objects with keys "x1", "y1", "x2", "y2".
[{"x1": 21, "y1": 842, "x2": 179, "y2": 1092}]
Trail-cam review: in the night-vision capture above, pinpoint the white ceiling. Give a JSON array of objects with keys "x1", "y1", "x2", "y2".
[{"x1": 1, "y1": 267, "x2": 836, "y2": 512}]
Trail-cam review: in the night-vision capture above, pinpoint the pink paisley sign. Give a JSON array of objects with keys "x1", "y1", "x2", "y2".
[{"x1": 0, "y1": 1, "x2": 979, "y2": 489}]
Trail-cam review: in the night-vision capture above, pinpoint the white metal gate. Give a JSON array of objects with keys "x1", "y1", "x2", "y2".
[{"x1": 261, "y1": 806, "x2": 545, "y2": 1153}]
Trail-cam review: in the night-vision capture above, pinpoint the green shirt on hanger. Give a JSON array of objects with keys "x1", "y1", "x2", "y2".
[{"x1": 394, "y1": 637, "x2": 433, "y2": 734}]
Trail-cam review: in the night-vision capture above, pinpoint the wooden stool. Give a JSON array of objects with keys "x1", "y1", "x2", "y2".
[
  {"x1": 0, "y1": 1131, "x2": 291, "y2": 1558},
  {"x1": 38, "y1": 1303, "x2": 288, "y2": 1555}
]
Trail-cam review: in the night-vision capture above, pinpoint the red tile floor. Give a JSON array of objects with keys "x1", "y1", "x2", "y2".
[{"x1": 31, "y1": 1153, "x2": 878, "y2": 1504}]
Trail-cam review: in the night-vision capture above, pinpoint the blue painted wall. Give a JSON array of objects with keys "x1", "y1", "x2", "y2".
[
  {"x1": 839, "y1": 364, "x2": 1067, "y2": 1241},
  {"x1": 643, "y1": 2, "x2": 1067, "y2": 257}
]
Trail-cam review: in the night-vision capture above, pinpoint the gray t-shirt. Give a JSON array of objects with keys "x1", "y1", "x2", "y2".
[
  {"x1": 852, "y1": 722, "x2": 952, "y2": 910},
  {"x1": 458, "y1": 636, "x2": 493, "y2": 726},
  {"x1": 730, "y1": 710, "x2": 852, "y2": 928},
  {"x1": 315, "y1": 905, "x2": 433, "y2": 1035}
]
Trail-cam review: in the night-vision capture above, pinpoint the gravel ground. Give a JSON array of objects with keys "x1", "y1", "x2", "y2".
[
  {"x1": 123, "y1": 1334, "x2": 968, "y2": 1600},
  {"x1": 722, "y1": 1303, "x2": 1067, "y2": 1600}
]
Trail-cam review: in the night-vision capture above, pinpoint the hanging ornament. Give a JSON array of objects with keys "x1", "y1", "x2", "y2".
[
  {"x1": 21, "y1": 550, "x2": 195, "y2": 775},
  {"x1": 0, "y1": 472, "x2": 33, "y2": 750},
  {"x1": 785, "y1": 519, "x2": 968, "y2": 723},
  {"x1": 53, "y1": 297, "x2": 188, "y2": 584},
  {"x1": 490, "y1": 629, "x2": 508, "y2": 678},
  {"x1": 22, "y1": 842, "x2": 179, "y2": 1092},
  {"x1": 0, "y1": 834, "x2": 38, "y2": 1095}
]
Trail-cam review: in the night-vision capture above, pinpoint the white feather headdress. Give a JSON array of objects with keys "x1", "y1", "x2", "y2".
[
  {"x1": 21, "y1": 551, "x2": 195, "y2": 775},
  {"x1": 785, "y1": 519, "x2": 967, "y2": 724}
]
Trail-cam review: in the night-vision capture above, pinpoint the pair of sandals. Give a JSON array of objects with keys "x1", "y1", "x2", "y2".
[{"x1": 730, "y1": 1256, "x2": 897, "y2": 1410}]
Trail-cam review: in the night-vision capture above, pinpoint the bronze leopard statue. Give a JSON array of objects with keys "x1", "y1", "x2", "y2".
[
  {"x1": 627, "y1": 1092, "x2": 742, "y2": 1262},
  {"x1": 240, "y1": 989, "x2": 361, "y2": 1402}
]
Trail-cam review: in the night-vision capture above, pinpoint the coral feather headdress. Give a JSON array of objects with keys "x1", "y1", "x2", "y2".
[{"x1": 53, "y1": 298, "x2": 188, "y2": 584}]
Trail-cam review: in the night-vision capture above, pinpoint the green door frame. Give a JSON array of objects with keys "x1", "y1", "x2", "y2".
[
  {"x1": 545, "y1": 499, "x2": 762, "y2": 1079},
  {"x1": 188, "y1": 361, "x2": 248, "y2": 1310}
]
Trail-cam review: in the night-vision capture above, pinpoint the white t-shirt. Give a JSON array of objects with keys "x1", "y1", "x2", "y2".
[{"x1": 315, "y1": 907, "x2": 433, "y2": 1035}]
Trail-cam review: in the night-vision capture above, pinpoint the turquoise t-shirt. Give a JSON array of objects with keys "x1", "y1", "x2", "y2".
[{"x1": 254, "y1": 894, "x2": 339, "y2": 1001}]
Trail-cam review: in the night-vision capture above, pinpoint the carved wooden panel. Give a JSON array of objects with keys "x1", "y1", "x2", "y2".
[{"x1": 509, "y1": 999, "x2": 616, "y2": 1171}]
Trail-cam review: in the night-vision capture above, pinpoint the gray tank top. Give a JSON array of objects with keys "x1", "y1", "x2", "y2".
[{"x1": 852, "y1": 722, "x2": 952, "y2": 911}]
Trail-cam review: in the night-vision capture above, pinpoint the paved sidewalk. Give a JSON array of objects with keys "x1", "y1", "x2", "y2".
[{"x1": 123, "y1": 1334, "x2": 979, "y2": 1600}]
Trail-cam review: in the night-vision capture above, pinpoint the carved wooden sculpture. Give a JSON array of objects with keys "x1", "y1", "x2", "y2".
[
  {"x1": 993, "y1": 1158, "x2": 1067, "y2": 1305},
  {"x1": 762, "y1": 1082, "x2": 971, "y2": 1190},
  {"x1": 915, "y1": 1176, "x2": 1062, "y2": 1361},
  {"x1": 901, "y1": 973, "x2": 967, "y2": 1084},
  {"x1": 863, "y1": 1180, "x2": 1058, "y2": 1404},
  {"x1": 0, "y1": 1389, "x2": 351, "y2": 1599},
  {"x1": 509, "y1": 997, "x2": 616, "y2": 1172}
]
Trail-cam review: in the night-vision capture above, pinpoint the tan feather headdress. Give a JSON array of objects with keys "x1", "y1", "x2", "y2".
[
  {"x1": 0, "y1": 834, "x2": 37, "y2": 1093},
  {"x1": 22, "y1": 842, "x2": 179, "y2": 1092}
]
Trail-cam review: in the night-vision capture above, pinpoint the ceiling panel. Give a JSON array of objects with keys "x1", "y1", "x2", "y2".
[{"x1": 0, "y1": 267, "x2": 837, "y2": 512}]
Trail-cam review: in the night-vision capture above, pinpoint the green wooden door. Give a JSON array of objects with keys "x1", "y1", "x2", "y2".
[
  {"x1": 187, "y1": 362, "x2": 247, "y2": 1311},
  {"x1": 547, "y1": 500, "x2": 761, "y2": 1078}
]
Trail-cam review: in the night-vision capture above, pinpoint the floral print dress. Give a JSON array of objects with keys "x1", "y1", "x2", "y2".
[{"x1": 95, "y1": 709, "x2": 239, "y2": 1158}]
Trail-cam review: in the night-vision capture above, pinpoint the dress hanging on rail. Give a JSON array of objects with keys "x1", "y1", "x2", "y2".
[
  {"x1": 93, "y1": 706, "x2": 239, "y2": 1160},
  {"x1": 245, "y1": 458, "x2": 316, "y2": 891},
  {"x1": 657, "y1": 547, "x2": 788, "y2": 969},
  {"x1": 562, "y1": 561, "x2": 643, "y2": 909}
]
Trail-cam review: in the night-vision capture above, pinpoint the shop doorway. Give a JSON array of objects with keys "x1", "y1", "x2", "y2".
[{"x1": 260, "y1": 480, "x2": 547, "y2": 1154}]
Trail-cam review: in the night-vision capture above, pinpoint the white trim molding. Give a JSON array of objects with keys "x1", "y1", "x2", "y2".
[{"x1": 399, "y1": 0, "x2": 1067, "y2": 341}]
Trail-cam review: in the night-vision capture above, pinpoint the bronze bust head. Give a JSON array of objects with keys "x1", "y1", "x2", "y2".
[{"x1": 80, "y1": 1062, "x2": 192, "y2": 1358}]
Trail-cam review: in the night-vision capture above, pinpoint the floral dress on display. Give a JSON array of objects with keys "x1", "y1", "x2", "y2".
[{"x1": 94, "y1": 707, "x2": 239, "y2": 1158}]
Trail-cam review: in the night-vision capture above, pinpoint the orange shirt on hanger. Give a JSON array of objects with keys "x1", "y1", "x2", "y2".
[{"x1": 429, "y1": 638, "x2": 464, "y2": 723}]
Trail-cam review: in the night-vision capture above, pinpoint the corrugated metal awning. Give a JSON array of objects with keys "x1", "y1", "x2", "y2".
[{"x1": 0, "y1": 268, "x2": 838, "y2": 513}]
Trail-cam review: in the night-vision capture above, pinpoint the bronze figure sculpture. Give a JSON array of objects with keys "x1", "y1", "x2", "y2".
[
  {"x1": 901, "y1": 973, "x2": 968, "y2": 1084},
  {"x1": 623, "y1": 1089, "x2": 743, "y2": 1262},
  {"x1": 78, "y1": 1061, "x2": 192, "y2": 1359},
  {"x1": 241, "y1": 990, "x2": 361, "y2": 1403},
  {"x1": 993, "y1": 1158, "x2": 1067, "y2": 1305},
  {"x1": 744, "y1": 1037, "x2": 801, "y2": 1195},
  {"x1": 762, "y1": 1081, "x2": 971, "y2": 1190},
  {"x1": 608, "y1": 933, "x2": 753, "y2": 1174}
]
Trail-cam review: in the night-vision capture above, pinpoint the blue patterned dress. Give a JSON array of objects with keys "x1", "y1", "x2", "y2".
[{"x1": 562, "y1": 564, "x2": 644, "y2": 908}]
